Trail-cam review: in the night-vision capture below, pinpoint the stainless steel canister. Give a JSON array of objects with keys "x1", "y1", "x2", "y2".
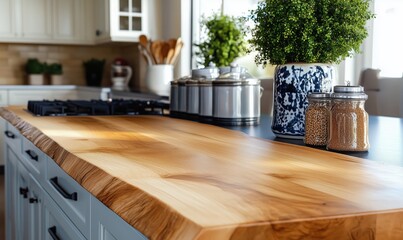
[
  {"x1": 199, "y1": 79, "x2": 214, "y2": 122},
  {"x1": 192, "y1": 64, "x2": 219, "y2": 122},
  {"x1": 177, "y1": 76, "x2": 189, "y2": 115},
  {"x1": 186, "y1": 79, "x2": 199, "y2": 118},
  {"x1": 213, "y1": 65, "x2": 263, "y2": 126},
  {"x1": 169, "y1": 79, "x2": 179, "y2": 115}
]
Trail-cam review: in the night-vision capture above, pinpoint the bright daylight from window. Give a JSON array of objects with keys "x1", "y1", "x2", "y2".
[{"x1": 372, "y1": 0, "x2": 403, "y2": 77}]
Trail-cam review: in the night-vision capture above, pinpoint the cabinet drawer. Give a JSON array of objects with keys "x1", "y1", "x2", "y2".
[
  {"x1": 22, "y1": 137, "x2": 46, "y2": 184},
  {"x1": 45, "y1": 157, "x2": 90, "y2": 238},
  {"x1": 44, "y1": 190, "x2": 86, "y2": 240},
  {"x1": 4, "y1": 123, "x2": 22, "y2": 155}
]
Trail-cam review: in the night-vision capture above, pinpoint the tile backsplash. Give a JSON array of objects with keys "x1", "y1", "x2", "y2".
[{"x1": 0, "y1": 43, "x2": 141, "y2": 87}]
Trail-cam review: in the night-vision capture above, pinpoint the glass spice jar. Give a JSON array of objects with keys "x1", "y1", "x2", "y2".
[
  {"x1": 304, "y1": 93, "x2": 331, "y2": 147},
  {"x1": 327, "y1": 85, "x2": 370, "y2": 152}
]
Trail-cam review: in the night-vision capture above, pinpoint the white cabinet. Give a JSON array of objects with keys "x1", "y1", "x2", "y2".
[
  {"x1": 20, "y1": 0, "x2": 52, "y2": 40},
  {"x1": 0, "y1": 0, "x2": 16, "y2": 39},
  {"x1": 94, "y1": 0, "x2": 148, "y2": 43},
  {"x1": 91, "y1": 196, "x2": 147, "y2": 240},
  {"x1": 0, "y1": 0, "x2": 92, "y2": 44},
  {"x1": 4, "y1": 123, "x2": 148, "y2": 240}
]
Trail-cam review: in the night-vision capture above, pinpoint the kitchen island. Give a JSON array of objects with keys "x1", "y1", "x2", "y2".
[{"x1": 1, "y1": 106, "x2": 403, "y2": 239}]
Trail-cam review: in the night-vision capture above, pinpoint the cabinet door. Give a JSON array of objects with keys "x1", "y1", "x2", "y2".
[
  {"x1": 17, "y1": 161, "x2": 31, "y2": 240},
  {"x1": 20, "y1": 0, "x2": 52, "y2": 40},
  {"x1": 0, "y1": 0, "x2": 17, "y2": 39},
  {"x1": 94, "y1": 0, "x2": 111, "y2": 42},
  {"x1": 5, "y1": 147, "x2": 18, "y2": 240},
  {"x1": 91, "y1": 196, "x2": 147, "y2": 240},
  {"x1": 109, "y1": 0, "x2": 147, "y2": 41},
  {"x1": 28, "y1": 174, "x2": 45, "y2": 240},
  {"x1": 53, "y1": 0, "x2": 86, "y2": 43},
  {"x1": 43, "y1": 191, "x2": 86, "y2": 240}
]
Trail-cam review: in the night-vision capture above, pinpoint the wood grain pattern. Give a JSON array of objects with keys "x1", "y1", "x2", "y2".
[{"x1": 1, "y1": 107, "x2": 403, "y2": 239}]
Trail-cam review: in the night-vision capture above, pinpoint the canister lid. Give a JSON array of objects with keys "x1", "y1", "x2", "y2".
[
  {"x1": 308, "y1": 93, "x2": 331, "y2": 99},
  {"x1": 332, "y1": 85, "x2": 368, "y2": 99},
  {"x1": 214, "y1": 63, "x2": 259, "y2": 86},
  {"x1": 191, "y1": 62, "x2": 220, "y2": 80}
]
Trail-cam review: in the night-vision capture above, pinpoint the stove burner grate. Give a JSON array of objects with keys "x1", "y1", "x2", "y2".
[{"x1": 27, "y1": 99, "x2": 169, "y2": 116}]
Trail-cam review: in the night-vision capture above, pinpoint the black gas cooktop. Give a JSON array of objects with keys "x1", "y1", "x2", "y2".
[{"x1": 27, "y1": 99, "x2": 170, "y2": 116}]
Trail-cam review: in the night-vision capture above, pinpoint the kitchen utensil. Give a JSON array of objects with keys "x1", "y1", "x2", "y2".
[
  {"x1": 170, "y1": 38, "x2": 183, "y2": 65},
  {"x1": 161, "y1": 42, "x2": 171, "y2": 64},
  {"x1": 213, "y1": 64, "x2": 262, "y2": 126},
  {"x1": 145, "y1": 64, "x2": 173, "y2": 96},
  {"x1": 138, "y1": 44, "x2": 153, "y2": 66},
  {"x1": 151, "y1": 40, "x2": 163, "y2": 64},
  {"x1": 139, "y1": 35, "x2": 155, "y2": 64}
]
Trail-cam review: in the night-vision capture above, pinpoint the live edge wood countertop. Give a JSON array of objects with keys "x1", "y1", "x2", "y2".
[{"x1": 2, "y1": 107, "x2": 403, "y2": 240}]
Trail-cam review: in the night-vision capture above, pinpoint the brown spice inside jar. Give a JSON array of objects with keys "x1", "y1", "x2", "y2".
[
  {"x1": 327, "y1": 100, "x2": 369, "y2": 151},
  {"x1": 305, "y1": 103, "x2": 329, "y2": 146}
]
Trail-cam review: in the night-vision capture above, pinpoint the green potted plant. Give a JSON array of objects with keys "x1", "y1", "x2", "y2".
[
  {"x1": 25, "y1": 58, "x2": 46, "y2": 85},
  {"x1": 194, "y1": 13, "x2": 247, "y2": 68},
  {"x1": 46, "y1": 63, "x2": 64, "y2": 85},
  {"x1": 248, "y1": 0, "x2": 375, "y2": 138}
]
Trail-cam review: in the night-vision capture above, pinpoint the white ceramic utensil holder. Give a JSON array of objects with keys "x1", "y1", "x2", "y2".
[{"x1": 145, "y1": 64, "x2": 173, "y2": 96}]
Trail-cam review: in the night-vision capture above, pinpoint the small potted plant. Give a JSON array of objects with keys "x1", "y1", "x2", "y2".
[
  {"x1": 46, "y1": 63, "x2": 64, "y2": 85},
  {"x1": 248, "y1": 0, "x2": 375, "y2": 138},
  {"x1": 194, "y1": 13, "x2": 247, "y2": 68},
  {"x1": 83, "y1": 58, "x2": 105, "y2": 86},
  {"x1": 26, "y1": 58, "x2": 45, "y2": 85}
]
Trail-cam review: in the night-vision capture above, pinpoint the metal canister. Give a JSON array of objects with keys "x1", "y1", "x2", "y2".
[
  {"x1": 169, "y1": 79, "x2": 179, "y2": 116},
  {"x1": 186, "y1": 78, "x2": 199, "y2": 119},
  {"x1": 212, "y1": 64, "x2": 263, "y2": 126},
  {"x1": 190, "y1": 63, "x2": 219, "y2": 122},
  {"x1": 199, "y1": 79, "x2": 214, "y2": 122},
  {"x1": 177, "y1": 76, "x2": 189, "y2": 116},
  {"x1": 327, "y1": 85, "x2": 369, "y2": 152}
]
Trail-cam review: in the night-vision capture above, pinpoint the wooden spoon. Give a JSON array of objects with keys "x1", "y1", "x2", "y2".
[
  {"x1": 161, "y1": 42, "x2": 171, "y2": 64},
  {"x1": 150, "y1": 41, "x2": 163, "y2": 64},
  {"x1": 139, "y1": 35, "x2": 155, "y2": 64},
  {"x1": 170, "y1": 38, "x2": 183, "y2": 65}
]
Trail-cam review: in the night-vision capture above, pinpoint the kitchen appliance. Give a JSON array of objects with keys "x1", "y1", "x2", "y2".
[
  {"x1": 111, "y1": 58, "x2": 132, "y2": 90},
  {"x1": 27, "y1": 99, "x2": 169, "y2": 116},
  {"x1": 212, "y1": 64, "x2": 263, "y2": 126}
]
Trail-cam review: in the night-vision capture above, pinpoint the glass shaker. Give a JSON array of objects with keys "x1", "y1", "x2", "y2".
[
  {"x1": 327, "y1": 85, "x2": 370, "y2": 152},
  {"x1": 304, "y1": 93, "x2": 331, "y2": 147}
]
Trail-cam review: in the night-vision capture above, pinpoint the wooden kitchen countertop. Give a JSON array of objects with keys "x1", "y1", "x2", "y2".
[{"x1": 1, "y1": 107, "x2": 403, "y2": 239}]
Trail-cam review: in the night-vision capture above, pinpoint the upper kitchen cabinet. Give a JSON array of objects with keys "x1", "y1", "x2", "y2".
[
  {"x1": 94, "y1": 0, "x2": 148, "y2": 43},
  {"x1": 0, "y1": 0, "x2": 93, "y2": 45}
]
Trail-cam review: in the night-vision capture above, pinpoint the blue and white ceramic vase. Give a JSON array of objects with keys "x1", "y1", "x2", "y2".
[{"x1": 271, "y1": 63, "x2": 335, "y2": 139}]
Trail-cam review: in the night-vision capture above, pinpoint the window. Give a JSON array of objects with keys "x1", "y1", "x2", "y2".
[
  {"x1": 192, "y1": 0, "x2": 274, "y2": 78},
  {"x1": 372, "y1": 0, "x2": 403, "y2": 77}
]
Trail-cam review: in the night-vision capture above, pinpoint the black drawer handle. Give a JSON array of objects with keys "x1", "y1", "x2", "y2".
[
  {"x1": 4, "y1": 130, "x2": 15, "y2": 139},
  {"x1": 29, "y1": 197, "x2": 38, "y2": 204},
  {"x1": 49, "y1": 177, "x2": 78, "y2": 201},
  {"x1": 19, "y1": 187, "x2": 29, "y2": 199},
  {"x1": 48, "y1": 226, "x2": 61, "y2": 240},
  {"x1": 25, "y1": 150, "x2": 38, "y2": 161}
]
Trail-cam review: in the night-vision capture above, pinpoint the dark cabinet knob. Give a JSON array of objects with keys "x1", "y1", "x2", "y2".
[
  {"x1": 96, "y1": 30, "x2": 102, "y2": 36},
  {"x1": 19, "y1": 187, "x2": 29, "y2": 198},
  {"x1": 29, "y1": 198, "x2": 38, "y2": 204}
]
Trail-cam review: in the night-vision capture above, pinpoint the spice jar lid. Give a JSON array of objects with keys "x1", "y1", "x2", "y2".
[
  {"x1": 332, "y1": 85, "x2": 368, "y2": 99},
  {"x1": 308, "y1": 93, "x2": 331, "y2": 99}
]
